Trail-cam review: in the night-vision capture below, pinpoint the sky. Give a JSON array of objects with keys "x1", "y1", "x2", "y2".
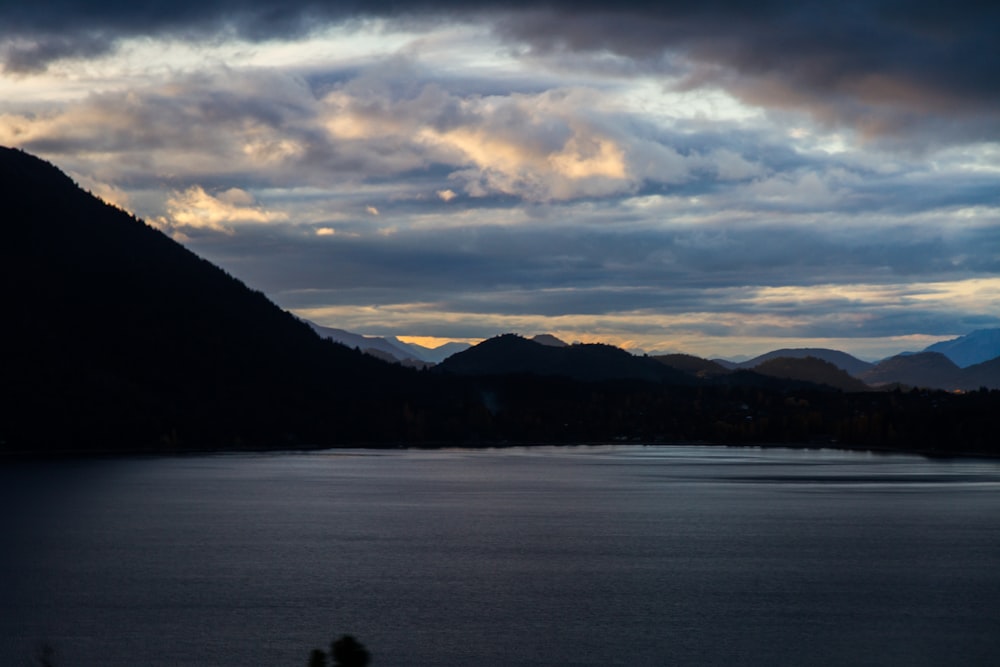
[{"x1": 2, "y1": 1, "x2": 999, "y2": 360}]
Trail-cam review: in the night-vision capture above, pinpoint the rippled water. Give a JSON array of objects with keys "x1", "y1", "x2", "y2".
[{"x1": 3, "y1": 445, "x2": 1000, "y2": 666}]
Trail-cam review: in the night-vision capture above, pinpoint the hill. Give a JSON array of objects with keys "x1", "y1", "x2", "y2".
[
  {"x1": 531, "y1": 334, "x2": 569, "y2": 347},
  {"x1": 860, "y1": 352, "x2": 966, "y2": 390},
  {"x1": 736, "y1": 348, "x2": 873, "y2": 376},
  {"x1": 752, "y1": 357, "x2": 871, "y2": 392},
  {"x1": 963, "y1": 356, "x2": 1000, "y2": 390},
  {"x1": 652, "y1": 354, "x2": 731, "y2": 378},
  {"x1": 436, "y1": 334, "x2": 690, "y2": 384},
  {"x1": 0, "y1": 147, "x2": 411, "y2": 454}
]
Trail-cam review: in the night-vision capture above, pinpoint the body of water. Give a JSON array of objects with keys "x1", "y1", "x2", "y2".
[{"x1": 2, "y1": 445, "x2": 1000, "y2": 665}]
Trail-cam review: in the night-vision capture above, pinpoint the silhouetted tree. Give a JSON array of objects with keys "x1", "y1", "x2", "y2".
[
  {"x1": 331, "y1": 635, "x2": 371, "y2": 667},
  {"x1": 308, "y1": 635, "x2": 370, "y2": 667},
  {"x1": 28, "y1": 641, "x2": 56, "y2": 667}
]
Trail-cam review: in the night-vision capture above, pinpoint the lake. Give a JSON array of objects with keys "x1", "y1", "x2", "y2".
[{"x1": 2, "y1": 445, "x2": 1000, "y2": 666}]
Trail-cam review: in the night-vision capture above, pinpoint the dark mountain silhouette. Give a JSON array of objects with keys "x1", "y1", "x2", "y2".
[
  {"x1": 1, "y1": 146, "x2": 413, "y2": 454},
  {"x1": 436, "y1": 334, "x2": 691, "y2": 384},
  {"x1": 924, "y1": 329, "x2": 1000, "y2": 368},
  {"x1": 735, "y1": 348, "x2": 873, "y2": 377},
  {"x1": 652, "y1": 353, "x2": 731, "y2": 378},
  {"x1": 752, "y1": 357, "x2": 871, "y2": 392},
  {"x1": 860, "y1": 352, "x2": 966, "y2": 390},
  {"x1": 531, "y1": 333, "x2": 569, "y2": 347}
]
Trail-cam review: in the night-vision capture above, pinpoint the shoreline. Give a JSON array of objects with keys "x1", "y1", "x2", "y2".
[{"x1": 4, "y1": 438, "x2": 999, "y2": 463}]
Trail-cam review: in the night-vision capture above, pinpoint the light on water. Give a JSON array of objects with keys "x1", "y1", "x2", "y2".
[{"x1": 2, "y1": 445, "x2": 1000, "y2": 666}]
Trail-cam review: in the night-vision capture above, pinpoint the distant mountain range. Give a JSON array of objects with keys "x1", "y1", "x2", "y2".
[
  {"x1": 326, "y1": 326, "x2": 1000, "y2": 392},
  {"x1": 710, "y1": 343, "x2": 1000, "y2": 391},
  {"x1": 441, "y1": 336, "x2": 1000, "y2": 392},
  {"x1": 305, "y1": 321, "x2": 469, "y2": 366}
]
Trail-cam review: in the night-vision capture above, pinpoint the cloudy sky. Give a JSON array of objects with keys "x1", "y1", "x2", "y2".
[{"x1": 3, "y1": 1, "x2": 999, "y2": 359}]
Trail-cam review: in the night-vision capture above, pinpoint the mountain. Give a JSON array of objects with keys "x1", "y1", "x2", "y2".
[
  {"x1": 860, "y1": 352, "x2": 966, "y2": 390},
  {"x1": 389, "y1": 338, "x2": 471, "y2": 363},
  {"x1": 752, "y1": 357, "x2": 871, "y2": 392},
  {"x1": 531, "y1": 334, "x2": 569, "y2": 347},
  {"x1": 924, "y1": 329, "x2": 1000, "y2": 367},
  {"x1": 306, "y1": 321, "x2": 426, "y2": 365},
  {"x1": 436, "y1": 334, "x2": 691, "y2": 384},
  {"x1": 652, "y1": 354, "x2": 731, "y2": 378},
  {"x1": 1, "y1": 146, "x2": 410, "y2": 453},
  {"x1": 304, "y1": 321, "x2": 472, "y2": 365},
  {"x1": 963, "y1": 356, "x2": 1000, "y2": 390},
  {"x1": 735, "y1": 348, "x2": 873, "y2": 377}
]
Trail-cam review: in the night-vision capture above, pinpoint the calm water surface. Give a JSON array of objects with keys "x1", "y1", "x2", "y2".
[{"x1": 2, "y1": 445, "x2": 1000, "y2": 666}]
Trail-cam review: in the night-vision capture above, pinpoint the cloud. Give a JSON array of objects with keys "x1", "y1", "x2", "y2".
[
  {"x1": 155, "y1": 185, "x2": 287, "y2": 234},
  {"x1": 0, "y1": 67, "x2": 324, "y2": 190},
  {"x1": 499, "y1": 3, "x2": 1000, "y2": 146},
  {"x1": 0, "y1": 57, "x2": 745, "y2": 205},
  {"x1": 3, "y1": 3, "x2": 998, "y2": 357},
  {"x1": 3, "y1": 2, "x2": 997, "y2": 146}
]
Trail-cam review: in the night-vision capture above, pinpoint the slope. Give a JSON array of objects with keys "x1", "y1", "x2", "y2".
[{"x1": 1, "y1": 147, "x2": 408, "y2": 453}]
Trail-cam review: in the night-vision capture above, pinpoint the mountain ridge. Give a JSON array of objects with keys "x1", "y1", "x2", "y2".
[
  {"x1": 436, "y1": 334, "x2": 691, "y2": 384},
  {"x1": 4, "y1": 145, "x2": 1000, "y2": 456}
]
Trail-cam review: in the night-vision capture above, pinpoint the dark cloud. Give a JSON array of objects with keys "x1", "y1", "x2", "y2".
[
  {"x1": 3, "y1": 2, "x2": 996, "y2": 143},
  {"x1": 499, "y1": 2, "x2": 1000, "y2": 145}
]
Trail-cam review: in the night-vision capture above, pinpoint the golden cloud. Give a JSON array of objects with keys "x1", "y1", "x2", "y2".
[{"x1": 159, "y1": 185, "x2": 287, "y2": 233}]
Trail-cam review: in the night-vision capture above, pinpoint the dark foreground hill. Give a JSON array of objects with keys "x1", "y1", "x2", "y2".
[{"x1": 1, "y1": 147, "x2": 418, "y2": 453}]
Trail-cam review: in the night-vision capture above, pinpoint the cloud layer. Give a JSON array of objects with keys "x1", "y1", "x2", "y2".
[
  {"x1": 4, "y1": 1, "x2": 998, "y2": 146},
  {"x1": 2, "y1": 2, "x2": 998, "y2": 358}
]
